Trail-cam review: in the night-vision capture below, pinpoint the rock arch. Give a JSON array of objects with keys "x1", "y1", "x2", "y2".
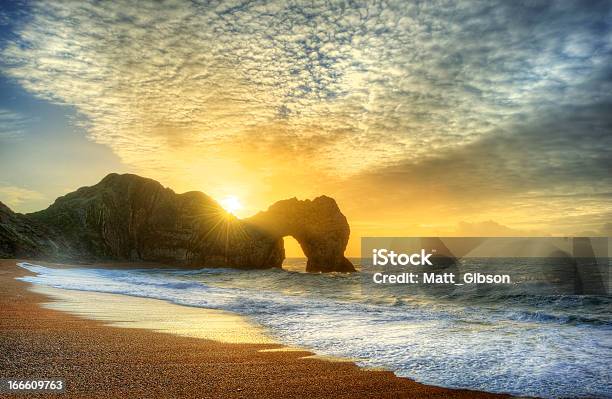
[
  {"x1": 0, "y1": 173, "x2": 355, "y2": 273},
  {"x1": 245, "y1": 196, "x2": 355, "y2": 272}
]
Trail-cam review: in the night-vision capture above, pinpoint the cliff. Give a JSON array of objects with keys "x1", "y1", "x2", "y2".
[
  {"x1": 0, "y1": 201, "x2": 62, "y2": 258},
  {"x1": 0, "y1": 173, "x2": 354, "y2": 272}
]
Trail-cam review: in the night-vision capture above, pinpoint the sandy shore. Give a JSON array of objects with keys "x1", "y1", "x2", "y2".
[{"x1": 0, "y1": 259, "x2": 513, "y2": 398}]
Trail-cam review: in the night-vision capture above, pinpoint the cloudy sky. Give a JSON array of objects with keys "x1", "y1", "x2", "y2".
[{"x1": 0, "y1": 0, "x2": 610, "y2": 255}]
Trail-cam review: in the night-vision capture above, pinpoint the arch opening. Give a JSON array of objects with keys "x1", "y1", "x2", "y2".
[{"x1": 281, "y1": 236, "x2": 307, "y2": 272}]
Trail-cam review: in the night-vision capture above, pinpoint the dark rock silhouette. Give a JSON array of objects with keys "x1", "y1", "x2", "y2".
[
  {"x1": 247, "y1": 197, "x2": 355, "y2": 272},
  {"x1": 0, "y1": 201, "x2": 63, "y2": 258},
  {"x1": 0, "y1": 173, "x2": 354, "y2": 272}
]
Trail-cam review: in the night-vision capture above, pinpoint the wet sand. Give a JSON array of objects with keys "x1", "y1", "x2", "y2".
[
  {"x1": 29, "y1": 285, "x2": 276, "y2": 345},
  {"x1": 0, "y1": 259, "x2": 513, "y2": 398}
]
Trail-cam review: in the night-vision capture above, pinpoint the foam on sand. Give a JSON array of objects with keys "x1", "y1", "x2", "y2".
[{"x1": 29, "y1": 285, "x2": 274, "y2": 344}]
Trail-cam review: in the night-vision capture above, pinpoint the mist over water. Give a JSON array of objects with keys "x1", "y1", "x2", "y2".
[{"x1": 18, "y1": 259, "x2": 612, "y2": 398}]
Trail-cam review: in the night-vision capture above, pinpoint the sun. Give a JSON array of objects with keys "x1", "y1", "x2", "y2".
[{"x1": 219, "y1": 195, "x2": 243, "y2": 215}]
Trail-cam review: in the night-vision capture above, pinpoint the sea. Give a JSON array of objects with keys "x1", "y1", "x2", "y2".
[{"x1": 17, "y1": 258, "x2": 612, "y2": 398}]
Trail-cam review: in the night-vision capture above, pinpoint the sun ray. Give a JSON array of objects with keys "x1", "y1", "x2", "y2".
[{"x1": 219, "y1": 195, "x2": 243, "y2": 215}]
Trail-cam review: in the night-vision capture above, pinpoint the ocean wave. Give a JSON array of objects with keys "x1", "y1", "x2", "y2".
[
  {"x1": 503, "y1": 309, "x2": 612, "y2": 326},
  {"x1": 16, "y1": 262, "x2": 612, "y2": 398}
]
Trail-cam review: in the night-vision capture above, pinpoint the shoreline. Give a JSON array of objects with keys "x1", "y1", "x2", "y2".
[
  {"x1": 0, "y1": 259, "x2": 513, "y2": 398},
  {"x1": 28, "y1": 285, "x2": 277, "y2": 345}
]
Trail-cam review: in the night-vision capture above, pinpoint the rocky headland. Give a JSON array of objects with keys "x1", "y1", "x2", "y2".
[{"x1": 0, "y1": 173, "x2": 354, "y2": 272}]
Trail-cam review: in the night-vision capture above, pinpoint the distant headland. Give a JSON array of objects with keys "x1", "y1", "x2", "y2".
[{"x1": 0, "y1": 173, "x2": 355, "y2": 272}]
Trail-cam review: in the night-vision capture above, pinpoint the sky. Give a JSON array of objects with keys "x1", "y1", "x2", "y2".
[{"x1": 0, "y1": 0, "x2": 611, "y2": 256}]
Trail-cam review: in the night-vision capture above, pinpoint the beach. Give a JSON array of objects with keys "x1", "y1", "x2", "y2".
[{"x1": 0, "y1": 259, "x2": 512, "y2": 398}]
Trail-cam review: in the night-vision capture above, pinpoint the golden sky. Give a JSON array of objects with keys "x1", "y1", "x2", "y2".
[{"x1": 0, "y1": 1, "x2": 611, "y2": 256}]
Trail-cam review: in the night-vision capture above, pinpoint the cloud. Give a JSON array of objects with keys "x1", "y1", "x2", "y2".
[
  {"x1": 452, "y1": 220, "x2": 543, "y2": 237},
  {"x1": 0, "y1": 184, "x2": 45, "y2": 210},
  {"x1": 1, "y1": 1, "x2": 610, "y2": 175},
  {"x1": 0, "y1": 0, "x2": 610, "y2": 234},
  {"x1": 333, "y1": 103, "x2": 612, "y2": 234},
  {"x1": 0, "y1": 109, "x2": 33, "y2": 140},
  {"x1": 373, "y1": 103, "x2": 611, "y2": 198},
  {"x1": 601, "y1": 223, "x2": 612, "y2": 236}
]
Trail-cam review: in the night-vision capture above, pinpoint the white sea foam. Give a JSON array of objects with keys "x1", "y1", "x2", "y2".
[{"x1": 17, "y1": 262, "x2": 612, "y2": 398}]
